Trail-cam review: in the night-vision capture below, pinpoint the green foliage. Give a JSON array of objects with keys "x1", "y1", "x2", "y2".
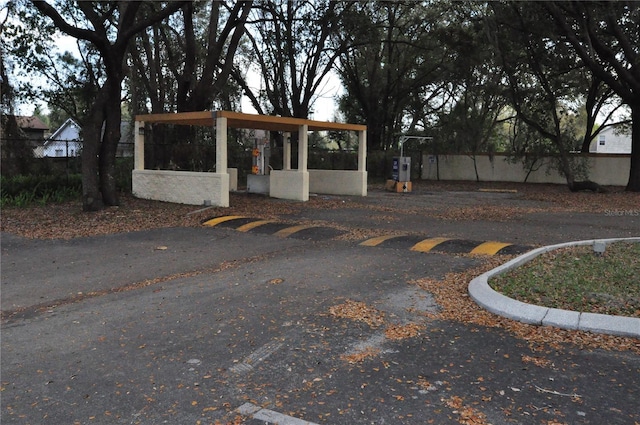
[
  {"x1": 0, "y1": 174, "x2": 82, "y2": 207},
  {"x1": 338, "y1": 1, "x2": 448, "y2": 151},
  {"x1": 114, "y1": 158, "x2": 134, "y2": 193}
]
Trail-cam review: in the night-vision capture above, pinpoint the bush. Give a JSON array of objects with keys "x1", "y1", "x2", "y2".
[
  {"x1": 115, "y1": 157, "x2": 134, "y2": 193},
  {"x1": 0, "y1": 174, "x2": 82, "y2": 207}
]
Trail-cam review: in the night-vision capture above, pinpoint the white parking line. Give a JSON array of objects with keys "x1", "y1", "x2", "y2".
[{"x1": 237, "y1": 402, "x2": 320, "y2": 425}]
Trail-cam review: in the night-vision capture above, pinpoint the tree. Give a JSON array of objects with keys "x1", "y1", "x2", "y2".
[
  {"x1": 427, "y1": 2, "x2": 510, "y2": 181},
  {"x1": 17, "y1": 1, "x2": 186, "y2": 210},
  {"x1": 337, "y1": 1, "x2": 447, "y2": 151},
  {"x1": 240, "y1": 0, "x2": 350, "y2": 118},
  {"x1": 543, "y1": 1, "x2": 640, "y2": 191},
  {"x1": 129, "y1": 1, "x2": 252, "y2": 115},
  {"x1": 489, "y1": 2, "x2": 614, "y2": 191},
  {"x1": 1, "y1": 1, "x2": 35, "y2": 176},
  {"x1": 577, "y1": 74, "x2": 628, "y2": 153}
]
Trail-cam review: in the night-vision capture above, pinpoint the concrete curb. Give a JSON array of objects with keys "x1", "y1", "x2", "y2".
[{"x1": 468, "y1": 237, "x2": 640, "y2": 338}]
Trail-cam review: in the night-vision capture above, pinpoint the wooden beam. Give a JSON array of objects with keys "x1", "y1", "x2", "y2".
[{"x1": 135, "y1": 110, "x2": 366, "y2": 133}]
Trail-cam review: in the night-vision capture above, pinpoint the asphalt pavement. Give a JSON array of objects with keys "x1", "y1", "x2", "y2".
[{"x1": 2, "y1": 187, "x2": 639, "y2": 424}]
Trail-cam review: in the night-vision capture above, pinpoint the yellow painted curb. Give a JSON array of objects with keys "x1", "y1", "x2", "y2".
[
  {"x1": 236, "y1": 220, "x2": 276, "y2": 232},
  {"x1": 470, "y1": 241, "x2": 512, "y2": 255},
  {"x1": 410, "y1": 237, "x2": 450, "y2": 253},
  {"x1": 359, "y1": 234, "x2": 404, "y2": 247},
  {"x1": 274, "y1": 224, "x2": 317, "y2": 238},
  {"x1": 203, "y1": 216, "x2": 246, "y2": 227}
]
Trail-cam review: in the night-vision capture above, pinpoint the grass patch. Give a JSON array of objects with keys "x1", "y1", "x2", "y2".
[{"x1": 490, "y1": 242, "x2": 640, "y2": 317}]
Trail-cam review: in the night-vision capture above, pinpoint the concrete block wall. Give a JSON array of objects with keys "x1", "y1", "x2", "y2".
[
  {"x1": 132, "y1": 169, "x2": 229, "y2": 206},
  {"x1": 422, "y1": 153, "x2": 630, "y2": 186}
]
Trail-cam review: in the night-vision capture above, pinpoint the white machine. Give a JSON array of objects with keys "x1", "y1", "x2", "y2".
[{"x1": 247, "y1": 137, "x2": 271, "y2": 194}]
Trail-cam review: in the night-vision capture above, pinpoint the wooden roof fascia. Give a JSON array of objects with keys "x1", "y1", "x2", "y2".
[
  {"x1": 135, "y1": 111, "x2": 215, "y2": 126},
  {"x1": 135, "y1": 110, "x2": 366, "y2": 133}
]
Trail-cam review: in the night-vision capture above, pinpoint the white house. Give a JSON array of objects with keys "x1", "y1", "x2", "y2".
[
  {"x1": 36, "y1": 118, "x2": 82, "y2": 157},
  {"x1": 590, "y1": 124, "x2": 632, "y2": 154},
  {"x1": 35, "y1": 119, "x2": 134, "y2": 158}
]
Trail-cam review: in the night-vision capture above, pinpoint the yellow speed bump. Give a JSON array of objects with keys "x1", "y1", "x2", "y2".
[
  {"x1": 410, "y1": 237, "x2": 450, "y2": 253},
  {"x1": 236, "y1": 220, "x2": 276, "y2": 232},
  {"x1": 359, "y1": 234, "x2": 404, "y2": 247},
  {"x1": 470, "y1": 241, "x2": 512, "y2": 255},
  {"x1": 274, "y1": 224, "x2": 317, "y2": 238},
  {"x1": 203, "y1": 216, "x2": 246, "y2": 227}
]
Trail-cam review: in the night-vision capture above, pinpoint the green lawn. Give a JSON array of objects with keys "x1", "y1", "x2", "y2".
[{"x1": 490, "y1": 242, "x2": 640, "y2": 317}]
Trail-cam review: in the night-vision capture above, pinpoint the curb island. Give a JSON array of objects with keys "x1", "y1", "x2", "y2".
[{"x1": 468, "y1": 237, "x2": 640, "y2": 338}]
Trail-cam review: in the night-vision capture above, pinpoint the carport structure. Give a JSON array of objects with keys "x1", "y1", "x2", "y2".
[{"x1": 133, "y1": 110, "x2": 367, "y2": 207}]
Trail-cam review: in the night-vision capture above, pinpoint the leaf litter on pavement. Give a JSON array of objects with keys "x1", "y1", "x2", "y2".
[
  {"x1": 413, "y1": 255, "x2": 640, "y2": 355},
  {"x1": 3, "y1": 182, "x2": 639, "y2": 425},
  {"x1": 2, "y1": 184, "x2": 638, "y2": 353}
]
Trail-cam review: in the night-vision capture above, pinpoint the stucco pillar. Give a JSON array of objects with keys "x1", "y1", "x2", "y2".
[
  {"x1": 283, "y1": 131, "x2": 291, "y2": 170},
  {"x1": 216, "y1": 116, "x2": 228, "y2": 172},
  {"x1": 298, "y1": 124, "x2": 308, "y2": 172},
  {"x1": 134, "y1": 120, "x2": 145, "y2": 170},
  {"x1": 358, "y1": 129, "x2": 367, "y2": 172}
]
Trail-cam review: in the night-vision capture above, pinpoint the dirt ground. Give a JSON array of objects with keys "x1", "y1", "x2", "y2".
[{"x1": 2, "y1": 180, "x2": 639, "y2": 240}]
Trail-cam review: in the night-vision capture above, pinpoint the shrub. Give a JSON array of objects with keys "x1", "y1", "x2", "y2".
[{"x1": 0, "y1": 174, "x2": 82, "y2": 207}]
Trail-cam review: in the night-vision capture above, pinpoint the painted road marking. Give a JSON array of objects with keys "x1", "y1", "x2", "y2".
[
  {"x1": 230, "y1": 341, "x2": 283, "y2": 375},
  {"x1": 203, "y1": 215, "x2": 246, "y2": 227},
  {"x1": 237, "y1": 403, "x2": 319, "y2": 425},
  {"x1": 410, "y1": 237, "x2": 450, "y2": 253},
  {"x1": 359, "y1": 234, "x2": 405, "y2": 247},
  {"x1": 493, "y1": 244, "x2": 532, "y2": 255},
  {"x1": 274, "y1": 224, "x2": 318, "y2": 238},
  {"x1": 470, "y1": 241, "x2": 513, "y2": 255},
  {"x1": 478, "y1": 188, "x2": 518, "y2": 193},
  {"x1": 203, "y1": 217, "x2": 530, "y2": 255},
  {"x1": 236, "y1": 219, "x2": 276, "y2": 232}
]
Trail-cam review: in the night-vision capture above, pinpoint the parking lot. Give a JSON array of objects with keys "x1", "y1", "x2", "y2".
[{"x1": 2, "y1": 184, "x2": 639, "y2": 424}]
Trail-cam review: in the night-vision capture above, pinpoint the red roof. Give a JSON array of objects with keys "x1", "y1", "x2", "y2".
[{"x1": 15, "y1": 115, "x2": 49, "y2": 131}]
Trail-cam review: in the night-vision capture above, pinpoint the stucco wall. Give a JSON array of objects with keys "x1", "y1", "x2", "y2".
[
  {"x1": 132, "y1": 170, "x2": 229, "y2": 206},
  {"x1": 421, "y1": 154, "x2": 631, "y2": 186},
  {"x1": 228, "y1": 168, "x2": 238, "y2": 191},
  {"x1": 270, "y1": 170, "x2": 309, "y2": 201},
  {"x1": 308, "y1": 170, "x2": 368, "y2": 196}
]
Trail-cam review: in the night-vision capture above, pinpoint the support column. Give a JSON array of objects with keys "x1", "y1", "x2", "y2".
[
  {"x1": 283, "y1": 132, "x2": 291, "y2": 170},
  {"x1": 298, "y1": 124, "x2": 308, "y2": 171},
  {"x1": 134, "y1": 121, "x2": 145, "y2": 170},
  {"x1": 358, "y1": 129, "x2": 367, "y2": 172},
  {"x1": 216, "y1": 116, "x2": 228, "y2": 172}
]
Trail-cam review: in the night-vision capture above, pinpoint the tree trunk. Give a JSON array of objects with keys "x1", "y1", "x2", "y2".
[
  {"x1": 557, "y1": 150, "x2": 575, "y2": 188},
  {"x1": 626, "y1": 105, "x2": 640, "y2": 192},
  {"x1": 99, "y1": 82, "x2": 122, "y2": 206},
  {"x1": 558, "y1": 149, "x2": 606, "y2": 192},
  {"x1": 80, "y1": 111, "x2": 104, "y2": 212}
]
